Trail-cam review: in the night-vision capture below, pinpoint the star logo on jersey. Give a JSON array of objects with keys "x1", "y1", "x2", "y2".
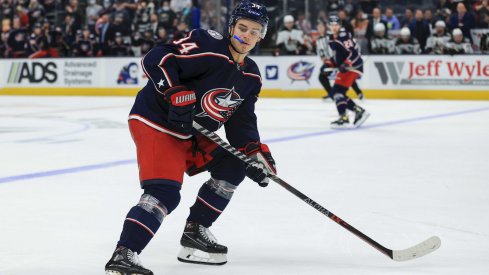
[
  {"x1": 157, "y1": 79, "x2": 165, "y2": 88},
  {"x1": 197, "y1": 87, "x2": 244, "y2": 124}
]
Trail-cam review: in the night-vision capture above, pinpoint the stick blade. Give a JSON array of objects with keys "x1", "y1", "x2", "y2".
[{"x1": 392, "y1": 236, "x2": 441, "y2": 262}]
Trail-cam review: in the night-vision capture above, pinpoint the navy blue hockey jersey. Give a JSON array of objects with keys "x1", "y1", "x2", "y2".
[
  {"x1": 328, "y1": 29, "x2": 363, "y2": 72},
  {"x1": 129, "y1": 29, "x2": 262, "y2": 148}
]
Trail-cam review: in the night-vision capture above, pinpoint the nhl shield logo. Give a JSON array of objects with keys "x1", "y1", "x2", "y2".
[{"x1": 197, "y1": 87, "x2": 243, "y2": 124}]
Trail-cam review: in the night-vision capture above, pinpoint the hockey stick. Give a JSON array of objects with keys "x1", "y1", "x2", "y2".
[{"x1": 193, "y1": 121, "x2": 441, "y2": 261}]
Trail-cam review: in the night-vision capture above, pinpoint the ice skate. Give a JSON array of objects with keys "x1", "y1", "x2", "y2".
[
  {"x1": 357, "y1": 93, "x2": 365, "y2": 102},
  {"x1": 353, "y1": 106, "x2": 370, "y2": 128},
  {"x1": 177, "y1": 221, "x2": 228, "y2": 265},
  {"x1": 105, "y1": 246, "x2": 153, "y2": 275},
  {"x1": 330, "y1": 115, "x2": 350, "y2": 129}
]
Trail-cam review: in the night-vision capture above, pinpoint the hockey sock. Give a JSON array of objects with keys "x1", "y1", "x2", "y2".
[
  {"x1": 187, "y1": 178, "x2": 237, "y2": 227},
  {"x1": 118, "y1": 183, "x2": 181, "y2": 253},
  {"x1": 346, "y1": 98, "x2": 357, "y2": 111},
  {"x1": 318, "y1": 72, "x2": 332, "y2": 94},
  {"x1": 352, "y1": 81, "x2": 362, "y2": 96},
  {"x1": 331, "y1": 85, "x2": 349, "y2": 116}
]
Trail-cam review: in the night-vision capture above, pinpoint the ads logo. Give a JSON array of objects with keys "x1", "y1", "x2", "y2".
[
  {"x1": 374, "y1": 62, "x2": 405, "y2": 85},
  {"x1": 8, "y1": 62, "x2": 57, "y2": 83},
  {"x1": 265, "y1": 65, "x2": 278, "y2": 80},
  {"x1": 287, "y1": 61, "x2": 315, "y2": 83}
]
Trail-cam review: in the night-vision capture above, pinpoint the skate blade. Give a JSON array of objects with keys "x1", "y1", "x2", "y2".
[
  {"x1": 353, "y1": 112, "x2": 370, "y2": 128},
  {"x1": 105, "y1": 270, "x2": 122, "y2": 275},
  {"x1": 330, "y1": 123, "x2": 352, "y2": 130},
  {"x1": 177, "y1": 246, "x2": 227, "y2": 265}
]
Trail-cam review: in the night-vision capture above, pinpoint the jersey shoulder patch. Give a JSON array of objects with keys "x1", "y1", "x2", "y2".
[{"x1": 207, "y1": 29, "x2": 223, "y2": 40}]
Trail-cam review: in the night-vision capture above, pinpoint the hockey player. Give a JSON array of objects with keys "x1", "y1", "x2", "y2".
[
  {"x1": 443, "y1": 28, "x2": 473, "y2": 54},
  {"x1": 104, "y1": 1, "x2": 276, "y2": 274},
  {"x1": 326, "y1": 15, "x2": 369, "y2": 129},
  {"x1": 369, "y1": 23, "x2": 395, "y2": 54},
  {"x1": 317, "y1": 19, "x2": 365, "y2": 102},
  {"x1": 425, "y1": 20, "x2": 451, "y2": 54},
  {"x1": 395, "y1": 27, "x2": 421, "y2": 54}
]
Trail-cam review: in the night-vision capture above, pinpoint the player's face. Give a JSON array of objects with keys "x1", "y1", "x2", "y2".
[
  {"x1": 317, "y1": 23, "x2": 326, "y2": 35},
  {"x1": 329, "y1": 23, "x2": 340, "y2": 35},
  {"x1": 231, "y1": 19, "x2": 262, "y2": 54}
]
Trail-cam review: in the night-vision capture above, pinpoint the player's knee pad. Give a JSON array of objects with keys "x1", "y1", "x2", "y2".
[
  {"x1": 204, "y1": 177, "x2": 237, "y2": 200},
  {"x1": 210, "y1": 154, "x2": 246, "y2": 185},
  {"x1": 143, "y1": 180, "x2": 182, "y2": 215},
  {"x1": 331, "y1": 84, "x2": 348, "y2": 96}
]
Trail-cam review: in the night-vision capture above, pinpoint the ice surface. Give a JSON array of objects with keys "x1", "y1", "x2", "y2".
[{"x1": 1, "y1": 96, "x2": 489, "y2": 275}]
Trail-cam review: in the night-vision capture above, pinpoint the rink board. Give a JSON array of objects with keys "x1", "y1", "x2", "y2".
[{"x1": 1, "y1": 55, "x2": 488, "y2": 99}]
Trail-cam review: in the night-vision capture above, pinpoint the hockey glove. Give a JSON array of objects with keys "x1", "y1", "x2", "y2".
[
  {"x1": 338, "y1": 63, "x2": 349, "y2": 73},
  {"x1": 241, "y1": 142, "x2": 277, "y2": 187},
  {"x1": 163, "y1": 86, "x2": 196, "y2": 134}
]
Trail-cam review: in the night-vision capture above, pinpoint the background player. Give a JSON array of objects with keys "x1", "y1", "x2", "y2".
[
  {"x1": 327, "y1": 15, "x2": 369, "y2": 129},
  {"x1": 104, "y1": 1, "x2": 276, "y2": 274},
  {"x1": 317, "y1": 19, "x2": 365, "y2": 102}
]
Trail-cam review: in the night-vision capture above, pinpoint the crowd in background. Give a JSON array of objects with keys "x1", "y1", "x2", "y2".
[
  {"x1": 0, "y1": 0, "x2": 488, "y2": 58},
  {"x1": 273, "y1": 0, "x2": 489, "y2": 55}
]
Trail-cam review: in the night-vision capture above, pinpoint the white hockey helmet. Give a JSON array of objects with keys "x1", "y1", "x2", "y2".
[
  {"x1": 374, "y1": 23, "x2": 386, "y2": 33},
  {"x1": 435, "y1": 20, "x2": 446, "y2": 28},
  {"x1": 452, "y1": 28, "x2": 463, "y2": 37},
  {"x1": 400, "y1": 27, "x2": 411, "y2": 37},
  {"x1": 284, "y1": 15, "x2": 294, "y2": 24}
]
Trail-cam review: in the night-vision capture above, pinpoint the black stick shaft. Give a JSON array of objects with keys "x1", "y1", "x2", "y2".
[{"x1": 193, "y1": 122, "x2": 393, "y2": 259}]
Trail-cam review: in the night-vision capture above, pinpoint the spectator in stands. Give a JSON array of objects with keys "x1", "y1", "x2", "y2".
[
  {"x1": 72, "y1": 26, "x2": 94, "y2": 57},
  {"x1": 351, "y1": 10, "x2": 369, "y2": 53},
  {"x1": 62, "y1": 14, "x2": 77, "y2": 45},
  {"x1": 139, "y1": 29, "x2": 154, "y2": 55},
  {"x1": 444, "y1": 27, "x2": 473, "y2": 54},
  {"x1": 86, "y1": 0, "x2": 103, "y2": 32},
  {"x1": 400, "y1": 7, "x2": 414, "y2": 28},
  {"x1": 274, "y1": 15, "x2": 305, "y2": 56},
  {"x1": 109, "y1": 31, "x2": 133, "y2": 56},
  {"x1": 297, "y1": 11, "x2": 312, "y2": 35},
  {"x1": 343, "y1": 0, "x2": 358, "y2": 18},
  {"x1": 448, "y1": 3, "x2": 475, "y2": 42},
  {"x1": 366, "y1": 7, "x2": 388, "y2": 40},
  {"x1": 155, "y1": 26, "x2": 170, "y2": 46},
  {"x1": 50, "y1": 26, "x2": 69, "y2": 56},
  {"x1": 383, "y1": 7, "x2": 401, "y2": 33},
  {"x1": 480, "y1": 32, "x2": 489, "y2": 52},
  {"x1": 424, "y1": 9, "x2": 436, "y2": 28},
  {"x1": 409, "y1": 9, "x2": 431, "y2": 52},
  {"x1": 135, "y1": 0, "x2": 151, "y2": 34},
  {"x1": 66, "y1": 0, "x2": 83, "y2": 28},
  {"x1": 189, "y1": 0, "x2": 201, "y2": 30},
  {"x1": 425, "y1": 20, "x2": 452, "y2": 54},
  {"x1": 369, "y1": 23, "x2": 395, "y2": 54},
  {"x1": 27, "y1": 0, "x2": 45, "y2": 27},
  {"x1": 7, "y1": 16, "x2": 28, "y2": 57},
  {"x1": 1, "y1": 31, "x2": 8, "y2": 57},
  {"x1": 395, "y1": 27, "x2": 421, "y2": 54},
  {"x1": 338, "y1": 9, "x2": 354, "y2": 35},
  {"x1": 171, "y1": 0, "x2": 190, "y2": 13},
  {"x1": 474, "y1": 0, "x2": 489, "y2": 28},
  {"x1": 157, "y1": 0, "x2": 177, "y2": 33},
  {"x1": 1, "y1": 0, "x2": 15, "y2": 23},
  {"x1": 173, "y1": 20, "x2": 189, "y2": 41}
]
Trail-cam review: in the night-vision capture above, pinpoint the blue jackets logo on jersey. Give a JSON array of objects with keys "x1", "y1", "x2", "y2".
[
  {"x1": 117, "y1": 62, "x2": 139, "y2": 84},
  {"x1": 287, "y1": 61, "x2": 315, "y2": 83},
  {"x1": 197, "y1": 88, "x2": 244, "y2": 123}
]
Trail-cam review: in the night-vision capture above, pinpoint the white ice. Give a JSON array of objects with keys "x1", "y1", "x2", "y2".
[{"x1": 1, "y1": 96, "x2": 489, "y2": 275}]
